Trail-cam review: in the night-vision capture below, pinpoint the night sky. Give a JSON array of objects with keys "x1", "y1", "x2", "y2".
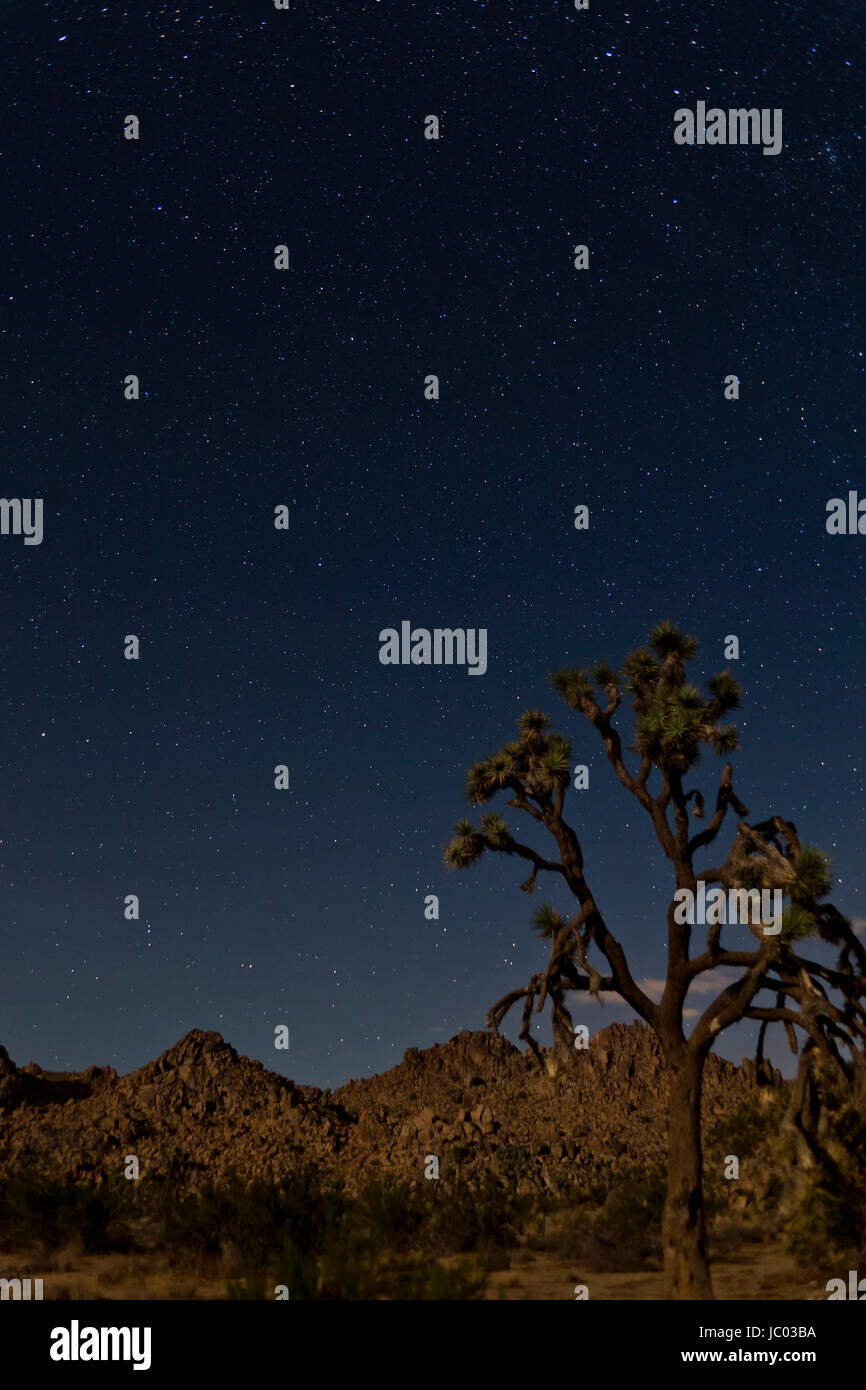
[{"x1": 1, "y1": 1, "x2": 862, "y2": 1090}]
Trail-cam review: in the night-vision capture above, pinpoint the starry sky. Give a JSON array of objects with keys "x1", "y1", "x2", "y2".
[{"x1": 0, "y1": 1, "x2": 862, "y2": 1089}]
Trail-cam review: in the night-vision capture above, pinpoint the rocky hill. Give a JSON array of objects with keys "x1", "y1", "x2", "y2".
[{"x1": 0, "y1": 1023, "x2": 783, "y2": 1193}]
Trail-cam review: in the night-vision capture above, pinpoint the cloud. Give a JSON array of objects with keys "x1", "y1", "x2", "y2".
[
  {"x1": 641, "y1": 978, "x2": 666, "y2": 1001},
  {"x1": 569, "y1": 968, "x2": 740, "y2": 1011},
  {"x1": 852, "y1": 918, "x2": 866, "y2": 938},
  {"x1": 687, "y1": 968, "x2": 740, "y2": 996},
  {"x1": 638, "y1": 971, "x2": 739, "y2": 1000}
]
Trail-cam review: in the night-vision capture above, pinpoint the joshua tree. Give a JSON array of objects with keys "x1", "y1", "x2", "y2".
[{"x1": 444, "y1": 622, "x2": 866, "y2": 1299}]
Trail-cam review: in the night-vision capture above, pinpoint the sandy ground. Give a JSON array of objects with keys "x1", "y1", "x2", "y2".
[
  {"x1": 0, "y1": 1241, "x2": 830, "y2": 1300},
  {"x1": 485, "y1": 1243, "x2": 826, "y2": 1300}
]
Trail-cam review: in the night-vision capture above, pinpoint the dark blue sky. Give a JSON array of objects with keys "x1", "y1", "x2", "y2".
[{"x1": 0, "y1": 0, "x2": 862, "y2": 1087}]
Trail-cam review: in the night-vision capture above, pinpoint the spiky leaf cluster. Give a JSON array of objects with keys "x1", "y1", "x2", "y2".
[
  {"x1": 464, "y1": 711, "x2": 572, "y2": 807},
  {"x1": 443, "y1": 712, "x2": 575, "y2": 869},
  {"x1": 553, "y1": 626, "x2": 741, "y2": 774},
  {"x1": 479, "y1": 812, "x2": 511, "y2": 849},
  {"x1": 550, "y1": 668, "x2": 596, "y2": 716},
  {"x1": 622, "y1": 646, "x2": 661, "y2": 700},
  {"x1": 443, "y1": 818, "x2": 486, "y2": 869},
  {"x1": 531, "y1": 903, "x2": 565, "y2": 940},
  {"x1": 779, "y1": 904, "x2": 820, "y2": 943},
  {"x1": 790, "y1": 845, "x2": 833, "y2": 904},
  {"x1": 770, "y1": 847, "x2": 834, "y2": 941}
]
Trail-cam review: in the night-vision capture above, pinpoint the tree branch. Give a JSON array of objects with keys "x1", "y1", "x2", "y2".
[{"x1": 687, "y1": 764, "x2": 749, "y2": 859}]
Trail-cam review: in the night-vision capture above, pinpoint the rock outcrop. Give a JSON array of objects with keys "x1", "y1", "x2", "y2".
[{"x1": 0, "y1": 1022, "x2": 781, "y2": 1193}]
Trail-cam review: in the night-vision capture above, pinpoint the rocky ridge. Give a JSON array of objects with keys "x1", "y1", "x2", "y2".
[{"x1": 0, "y1": 1022, "x2": 781, "y2": 1193}]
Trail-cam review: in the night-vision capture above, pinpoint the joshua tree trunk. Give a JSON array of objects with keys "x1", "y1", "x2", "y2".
[
  {"x1": 551, "y1": 991, "x2": 578, "y2": 1075},
  {"x1": 662, "y1": 1048, "x2": 714, "y2": 1299}
]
